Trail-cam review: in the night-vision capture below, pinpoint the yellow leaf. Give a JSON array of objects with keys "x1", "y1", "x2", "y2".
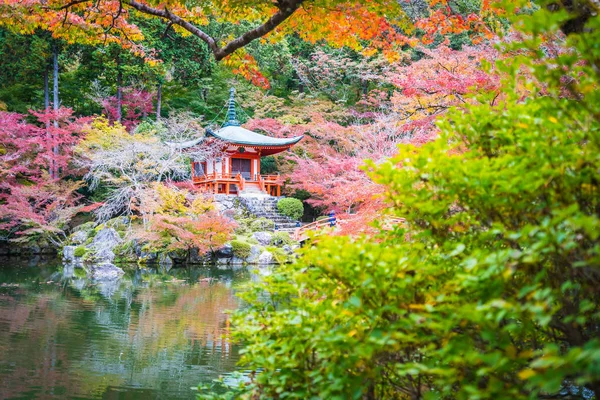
[
  {"x1": 518, "y1": 368, "x2": 536, "y2": 380},
  {"x1": 548, "y1": 117, "x2": 558, "y2": 124}
]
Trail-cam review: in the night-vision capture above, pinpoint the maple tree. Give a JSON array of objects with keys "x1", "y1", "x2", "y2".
[
  {"x1": 244, "y1": 44, "x2": 500, "y2": 227},
  {"x1": 101, "y1": 86, "x2": 154, "y2": 130},
  {"x1": 0, "y1": 107, "x2": 88, "y2": 243},
  {"x1": 141, "y1": 184, "x2": 235, "y2": 255},
  {"x1": 0, "y1": 0, "x2": 500, "y2": 68}
]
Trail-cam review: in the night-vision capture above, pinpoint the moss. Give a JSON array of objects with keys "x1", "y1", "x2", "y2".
[
  {"x1": 270, "y1": 232, "x2": 293, "y2": 247},
  {"x1": 266, "y1": 246, "x2": 289, "y2": 265},
  {"x1": 74, "y1": 246, "x2": 87, "y2": 257},
  {"x1": 73, "y1": 268, "x2": 87, "y2": 278},
  {"x1": 246, "y1": 236, "x2": 259, "y2": 245},
  {"x1": 231, "y1": 240, "x2": 252, "y2": 259}
]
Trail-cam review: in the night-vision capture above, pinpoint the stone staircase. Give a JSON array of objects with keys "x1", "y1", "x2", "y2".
[
  {"x1": 239, "y1": 196, "x2": 299, "y2": 232},
  {"x1": 240, "y1": 182, "x2": 264, "y2": 195}
]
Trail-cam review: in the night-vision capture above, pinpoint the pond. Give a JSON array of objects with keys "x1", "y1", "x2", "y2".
[{"x1": 0, "y1": 257, "x2": 250, "y2": 399}]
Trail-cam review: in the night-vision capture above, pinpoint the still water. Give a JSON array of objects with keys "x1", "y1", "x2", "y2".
[{"x1": 0, "y1": 258, "x2": 249, "y2": 399}]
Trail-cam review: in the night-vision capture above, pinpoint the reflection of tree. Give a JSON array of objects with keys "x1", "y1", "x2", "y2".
[{"x1": 0, "y1": 263, "x2": 247, "y2": 399}]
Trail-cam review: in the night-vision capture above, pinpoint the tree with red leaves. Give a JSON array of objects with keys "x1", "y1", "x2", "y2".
[
  {"x1": 247, "y1": 45, "x2": 500, "y2": 229},
  {"x1": 101, "y1": 87, "x2": 154, "y2": 131},
  {"x1": 0, "y1": 108, "x2": 89, "y2": 243}
]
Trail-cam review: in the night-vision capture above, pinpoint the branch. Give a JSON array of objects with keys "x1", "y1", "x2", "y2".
[{"x1": 122, "y1": 0, "x2": 305, "y2": 60}]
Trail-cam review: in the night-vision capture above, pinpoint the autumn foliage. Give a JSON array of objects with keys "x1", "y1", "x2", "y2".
[{"x1": 0, "y1": 108, "x2": 88, "y2": 243}]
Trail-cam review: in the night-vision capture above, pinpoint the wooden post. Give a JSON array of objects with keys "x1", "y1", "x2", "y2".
[
  {"x1": 226, "y1": 183, "x2": 230, "y2": 195},
  {"x1": 277, "y1": 185, "x2": 281, "y2": 197}
]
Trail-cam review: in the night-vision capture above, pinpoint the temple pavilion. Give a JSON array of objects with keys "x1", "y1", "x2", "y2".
[{"x1": 191, "y1": 89, "x2": 303, "y2": 196}]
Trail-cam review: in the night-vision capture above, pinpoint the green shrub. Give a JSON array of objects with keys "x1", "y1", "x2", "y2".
[
  {"x1": 234, "y1": 217, "x2": 254, "y2": 235},
  {"x1": 231, "y1": 240, "x2": 252, "y2": 259},
  {"x1": 270, "y1": 231, "x2": 293, "y2": 247},
  {"x1": 250, "y1": 217, "x2": 275, "y2": 232},
  {"x1": 74, "y1": 246, "x2": 87, "y2": 257},
  {"x1": 265, "y1": 246, "x2": 289, "y2": 265},
  {"x1": 277, "y1": 198, "x2": 304, "y2": 220},
  {"x1": 232, "y1": 11, "x2": 600, "y2": 399}
]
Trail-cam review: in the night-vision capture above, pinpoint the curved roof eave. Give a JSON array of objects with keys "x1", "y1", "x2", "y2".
[{"x1": 207, "y1": 126, "x2": 303, "y2": 147}]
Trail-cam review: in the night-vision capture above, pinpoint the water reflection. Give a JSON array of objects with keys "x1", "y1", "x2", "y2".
[{"x1": 0, "y1": 258, "x2": 247, "y2": 399}]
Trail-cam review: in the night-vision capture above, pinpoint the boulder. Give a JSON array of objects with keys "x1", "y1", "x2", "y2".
[
  {"x1": 63, "y1": 246, "x2": 76, "y2": 263},
  {"x1": 246, "y1": 245, "x2": 262, "y2": 263},
  {"x1": 217, "y1": 258, "x2": 230, "y2": 265},
  {"x1": 91, "y1": 263, "x2": 124, "y2": 280},
  {"x1": 282, "y1": 245, "x2": 293, "y2": 255},
  {"x1": 70, "y1": 230, "x2": 88, "y2": 245},
  {"x1": 188, "y1": 248, "x2": 210, "y2": 264},
  {"x1": 91, "y1": 228, "x2": 121, "y2": 263},
  {"x1": 94, "y1": 248, "x2": 115, "y2": 263},
  {"x1": 159, "y1": 253, "x2": 173, "y2": 268},
  {"x1": 252, "y1": 231, "x2": 273, "y2": 246},
  {"x1": 139, "y1": 251, "x2": 158, "y2": 264},
  {"x1": 215, "y1": 243, "x2": 233, "y2": 259},
  {"x1": 231, "y1": 257, "x2": 245, "y2": 265},
  {"x1": 258, "y1": 250, "x2": 275, "y2": 265},
  {"x1": 167, "y1": 250, "x2": 187, "y2": 264}
]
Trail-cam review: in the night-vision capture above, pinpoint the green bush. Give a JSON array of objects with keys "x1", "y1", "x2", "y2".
[
  {"x1": 250, "y1": 217, "x2": 275, "y2": 232},
  {"x1": 270, "y1": 231, "x2": 293, "y2": 247},
  {"x1": 234, "y1": 217, "x2": 254, "y2": 235},
  {"x1": 277, "y1": 198, "x2": 304, "y2": 220},
  {"x1": 232, "y1": 10, "x2": 600, "y2": 400},
  {"x1": 230, "y1": 240, "x2": 252, "y2": 259},
  {"x1": 74, "y1": 246, "x2": 87, "y2": 257}
]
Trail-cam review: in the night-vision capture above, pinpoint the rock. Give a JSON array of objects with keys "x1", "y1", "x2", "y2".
[
  {"x1": 282, "y1": 245, "x2": 294, "y2": 255},
  {"x1": 70, "y1": 230, "x2": 88, "y2": 245},
  {"x1": 95, "y1": 248, "x2": 115, "y2": 263},
  {"x1": 258, "y1": 250, "x2": 274, "y2": 265},
  {"x1": 231, "y1": 257, "x2": 245, "y2": 265},
  {"x1": 28, "y1": 245, "x2": 41, "y2": 255},
  {"x1": 217, "y1": 258, "x2": 230, "y2": 265},
  {"x1": 91, "y1": 263, "x2": 124, "y2": 280},
  {"x1": 246, "y1": 245, "x2": 262, "y2": 263},
  {"x1": 252, "y1": 231, "x2": 273, "y2": 246},
  {"x1": 215, "y1": 243, "x2": 233, "y2": 259},
  {"x1": 168, "y1": 250, "x2": 187, "y2": 264},
  {"x1": 189, "y1": 248, "x2": 210, "y2": 264},
  {"x1": 139, "y1": 251, "x2": 158, "y2": 264},
  {"x1": 63, "y1": 246, "x2": 76, "y2": 263},
  {"x1": 159, "y1": 253, "x2": 173, "y2": 268},
  {"x1": 91, "y1": 228, "x2": 121, "y2": 263},
  {"x1": 92, "y1": 228, "x2": 121, "y2": 249}
]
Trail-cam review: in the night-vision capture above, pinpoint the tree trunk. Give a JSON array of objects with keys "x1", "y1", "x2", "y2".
[
  {"x1": 156, "y1": 83, "x2": 162, "y2": 121},
  {"x1": 116, "y1": 55, "x2": 123, "y2": 123},
  {"x1": 44, "y1": 67, "x2": 49, "y2": 110},
  {"x1": 51, "y1": 45, "x2": 59, "y2": 180}
]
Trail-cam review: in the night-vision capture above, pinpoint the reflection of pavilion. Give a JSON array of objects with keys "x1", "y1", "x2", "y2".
[{"x1": 191, "y1": 89, "x2": 303, "y2": 196}]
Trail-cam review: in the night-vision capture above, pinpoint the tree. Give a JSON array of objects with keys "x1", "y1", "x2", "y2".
[
  {"x1": 77, "y1": 114, "x2": 222, "y2": 222},
  {"x1": 0, "y1": 0, "x2": 497, "y2": 63},
  {"x1": 140, "y1": 184, "x2": 235, "y2": 255},
  {"x1": 226, "y1": 1, "x2": 600, "y2": 399},
  {"x1": 0, "y1": 107, "x2": 88, "y2": 244}
]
